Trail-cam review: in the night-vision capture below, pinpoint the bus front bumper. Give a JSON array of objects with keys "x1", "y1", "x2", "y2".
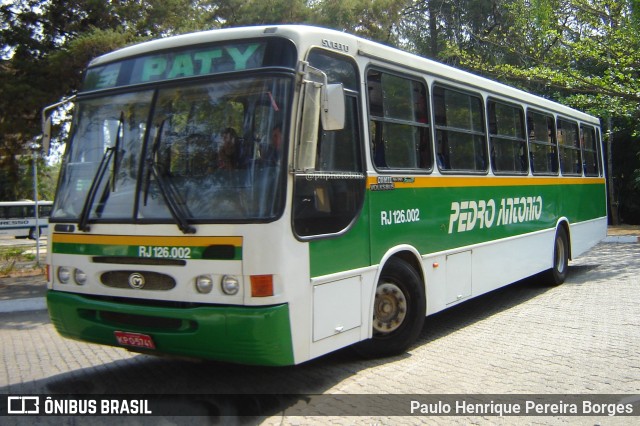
[{"x1": 47, "y1": 290, "x2": 295, "y2": 366}]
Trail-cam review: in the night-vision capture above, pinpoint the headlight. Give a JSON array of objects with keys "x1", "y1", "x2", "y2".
[
  {"x1": 74, "y1": 269, "x2": 87, "y2": 285},
  {"x1": 221, "y1": 275, "x2": 240, "y2": 295},
  {"x1": 195, "y1": 275, "x2": 213, "y2": 294},
  {"x1": 57, "y1": 266, "x2": 71, "y2": 284}
]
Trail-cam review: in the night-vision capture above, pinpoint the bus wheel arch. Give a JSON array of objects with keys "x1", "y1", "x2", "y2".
[
  {"x1": 354, "y1": 250, "x2": 426, "y2": 358},
  {"x1": 560, "y1": 220, "x2": 573, "y2": 260},
  {"x1": 547, "y1": 220, "x2": 571, "y2": 286}
]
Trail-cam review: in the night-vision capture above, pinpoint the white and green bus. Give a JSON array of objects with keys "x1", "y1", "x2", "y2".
[{"x1": 46, "y1": 25, "x2": 606, "y2": 366}]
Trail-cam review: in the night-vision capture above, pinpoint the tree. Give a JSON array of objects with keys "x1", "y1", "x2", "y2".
[
  {"x1": 310, "y1": 0, "x2": 408, "y2": 43},
  {"x1": 0, "y1": 0, "x2": 212, "y2": 201},
  {"x1": 2, "y1": 0, "x2": 639, "y2": 222},
  {"x1": 434, "y1": 0, "x2": 640, "y2": 223},
  {"x1": 212, "y1": 0, "x2": 309, "y2": 26}
]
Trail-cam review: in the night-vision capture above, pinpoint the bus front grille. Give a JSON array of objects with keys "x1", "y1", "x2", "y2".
[{"x1": 100, "y1": 271, "x2": 176, "y2": 290}]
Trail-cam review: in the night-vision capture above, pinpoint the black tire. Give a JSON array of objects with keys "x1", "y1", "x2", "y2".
[
  {"x1": 546, "y1": 226, "x2": 569, "y2": 286},
  {"x1": 354, "y1": 257, "x2": 426, "y2": 358},
  {"x1": 28, "y1": 227, "x2": 44, "y2": 240}
]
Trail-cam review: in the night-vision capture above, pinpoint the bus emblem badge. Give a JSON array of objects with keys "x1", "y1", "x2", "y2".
[{"x1": 128, "y1": 273, "x2": 145, "y2": 289}]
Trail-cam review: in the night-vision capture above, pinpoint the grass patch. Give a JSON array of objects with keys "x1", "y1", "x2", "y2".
[
  {"x1": 0, "y1": 246, "x2": 43, "y2": 276},
  {"x1": 1, "y1": 247, "x2": 25, "y2": 260}
]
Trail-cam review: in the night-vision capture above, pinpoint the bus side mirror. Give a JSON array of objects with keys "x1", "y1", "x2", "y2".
[
  {"x1": 321, "y1": 83, "x2": 345, "y2": 131},
  {"x1": 42, "y1": 116, "x2": 52, "y2": 155},
  {"x1": 296, "y1": 83, "x2": 346, "y2": 171},
  {"x1": 296, "y1": 81, "x2": 322, "y2": 171},
  {"x1": 40, "y1": 94, "x2": 76, "y2": 156}
]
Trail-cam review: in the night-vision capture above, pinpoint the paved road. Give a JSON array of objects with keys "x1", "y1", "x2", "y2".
[
  {"x1": 0, "y1": 241, "x2": 638, "y2": 425},
  {"x1": 0, "y1": 235, "x2": 47, "y2": 247}
]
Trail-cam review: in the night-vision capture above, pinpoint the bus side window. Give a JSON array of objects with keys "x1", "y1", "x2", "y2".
[
  {"x1": 366, "y1": 69, "x2": 432, "y2": 171},
  {"x1": 433, "y1": 85, "x2": 486, "y2": 173},
  {"x1": 527, "y1": 110, "x2": 558, "y2": 175},
  {"x1": 557, "y1": 118, "x2": 582, "y2": 176},
  {"x1": 488, "y1": 99, "x2": 528, "y2": 175},
  {"x1": 581, "y1": 124, "x2": 599, "y2": 177}
]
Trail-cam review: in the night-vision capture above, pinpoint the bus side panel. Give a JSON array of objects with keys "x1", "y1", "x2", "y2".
[
  {"x1": 569, "y1": 217, "x2": 607, "y2": 258},
  {"x1": 308, "y1": 195, "x2": 372, "y2": 278},
  {"x1": 367, "y1": 178, "x2": 606, "y2": 314},
  {"x1": 367, "y1": 179, "x2": 606, "y2": 262},
  {"x1": 367, "y1": 181, "x2": 556, "y2": 262},
  {"x1": 470, "y1": 229, "x2": 554, "y2": 297},
  {"x1": 565, "y1": 180, "x2": 608, "y2": 258},
  {"x1": 307, "y1": 196, "x2": 373, "y2": 358}
]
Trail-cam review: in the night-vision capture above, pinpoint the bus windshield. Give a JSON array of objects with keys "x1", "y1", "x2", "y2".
[{"x1": 52, "y1": 75, "x2": 291, "y2": 226}]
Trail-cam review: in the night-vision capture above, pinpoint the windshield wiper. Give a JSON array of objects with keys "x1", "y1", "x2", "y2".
[
  {"x1": 143, "y1": 120, "x2": 196, "y2": 234},
  {"x1": 78, "y1": 147, "x2": 115, "y2": 232},
  {"x1": 78, "y1": 112, "x2": 125, "y2": 231},
  {"x1": 94, "y1": 111, "x2": 126, "y2": 218},
  {"x1": 143, "y1": 119, "x2": 165, "y2": 207},
  {"x1": 111, "y1": 110, "x2": 125, "y2": 191},
  {"x1": 149, "y1": 163, "x2": 196, "y2": 234}
]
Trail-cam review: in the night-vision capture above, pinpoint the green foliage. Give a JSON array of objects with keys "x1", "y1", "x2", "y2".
[
  {"x1": 213, "y1": 0, "x2": 310, "y2": 26},
  {"x1": 15, "y1": 154, "x2": 60, "y2": 201},
  {"x1": 450, "y1": 1, "x2": 640, "y2": 120},
  {"x1": 1, "y1": 0, "x2": 640, "y2": 221},
  {"x1": 0, "y1": 0, "x2": 211, "y2": 201},
  {"x1": 310, "y1": 0, "x2": 409, "y2": 43}
]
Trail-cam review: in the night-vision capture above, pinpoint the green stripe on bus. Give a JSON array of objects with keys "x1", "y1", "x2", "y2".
[{"x1": 310, "y1": 182, "x2": 606, "y2": 277}]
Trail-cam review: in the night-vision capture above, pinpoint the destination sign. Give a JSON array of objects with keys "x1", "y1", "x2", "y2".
[{"x1": 83, "y1": 41, "x2": 271, "y2": 91}]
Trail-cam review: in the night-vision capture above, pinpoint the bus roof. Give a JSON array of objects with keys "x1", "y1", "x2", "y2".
[{"x1": 88, "y1": 25, "x2": 599, "y2": 125}]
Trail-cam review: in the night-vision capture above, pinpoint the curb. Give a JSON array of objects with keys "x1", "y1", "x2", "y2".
[
  {"x1": 0, "y1": 297, "x2": 47, "y2": 314},
  {"x1": 603, "y1": 235, "x2": 639, "y2": 243}
]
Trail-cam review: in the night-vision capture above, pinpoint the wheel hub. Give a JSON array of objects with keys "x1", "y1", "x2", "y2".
[{"x1": 372, "y1": 282, "x2": 407, "y2": 334}]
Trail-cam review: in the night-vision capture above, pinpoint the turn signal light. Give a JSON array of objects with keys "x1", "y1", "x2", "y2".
[{"x1": 250, "y1": 275, "x2": 274, "y2": 297}]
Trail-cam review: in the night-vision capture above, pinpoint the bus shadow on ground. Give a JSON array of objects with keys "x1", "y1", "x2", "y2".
[
  {"x1": 0, "y1": 257, "x2": 619, "y2": 424},
  {"x1": 0, "y1": 309, "x2": 49, "y2": 331}
]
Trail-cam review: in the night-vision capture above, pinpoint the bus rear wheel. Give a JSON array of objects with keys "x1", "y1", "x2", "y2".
[
  {"x1": 546, "y1": 226, "x2": 569, "y2": 286},
  {"x1": 354, "y1": 258, "x2": 426, "y2": 358}
]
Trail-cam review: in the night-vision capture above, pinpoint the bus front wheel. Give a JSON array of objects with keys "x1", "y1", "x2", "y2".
[
  {"x1": 546, "y1": 226, "x2": 569, "y2": 286},
  {"x1": 354, "y1": 258, "x2": 426, "y2": 358}
]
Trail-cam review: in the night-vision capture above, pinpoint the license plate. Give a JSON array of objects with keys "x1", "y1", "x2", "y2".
[{"x1": 114, "y1": 331, "x2": 156, "y2": 349}]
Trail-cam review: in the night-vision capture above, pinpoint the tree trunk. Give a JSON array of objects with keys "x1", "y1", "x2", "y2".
[{"x1": 428, "y1": 0, "x2": 438, "y2": 57}]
